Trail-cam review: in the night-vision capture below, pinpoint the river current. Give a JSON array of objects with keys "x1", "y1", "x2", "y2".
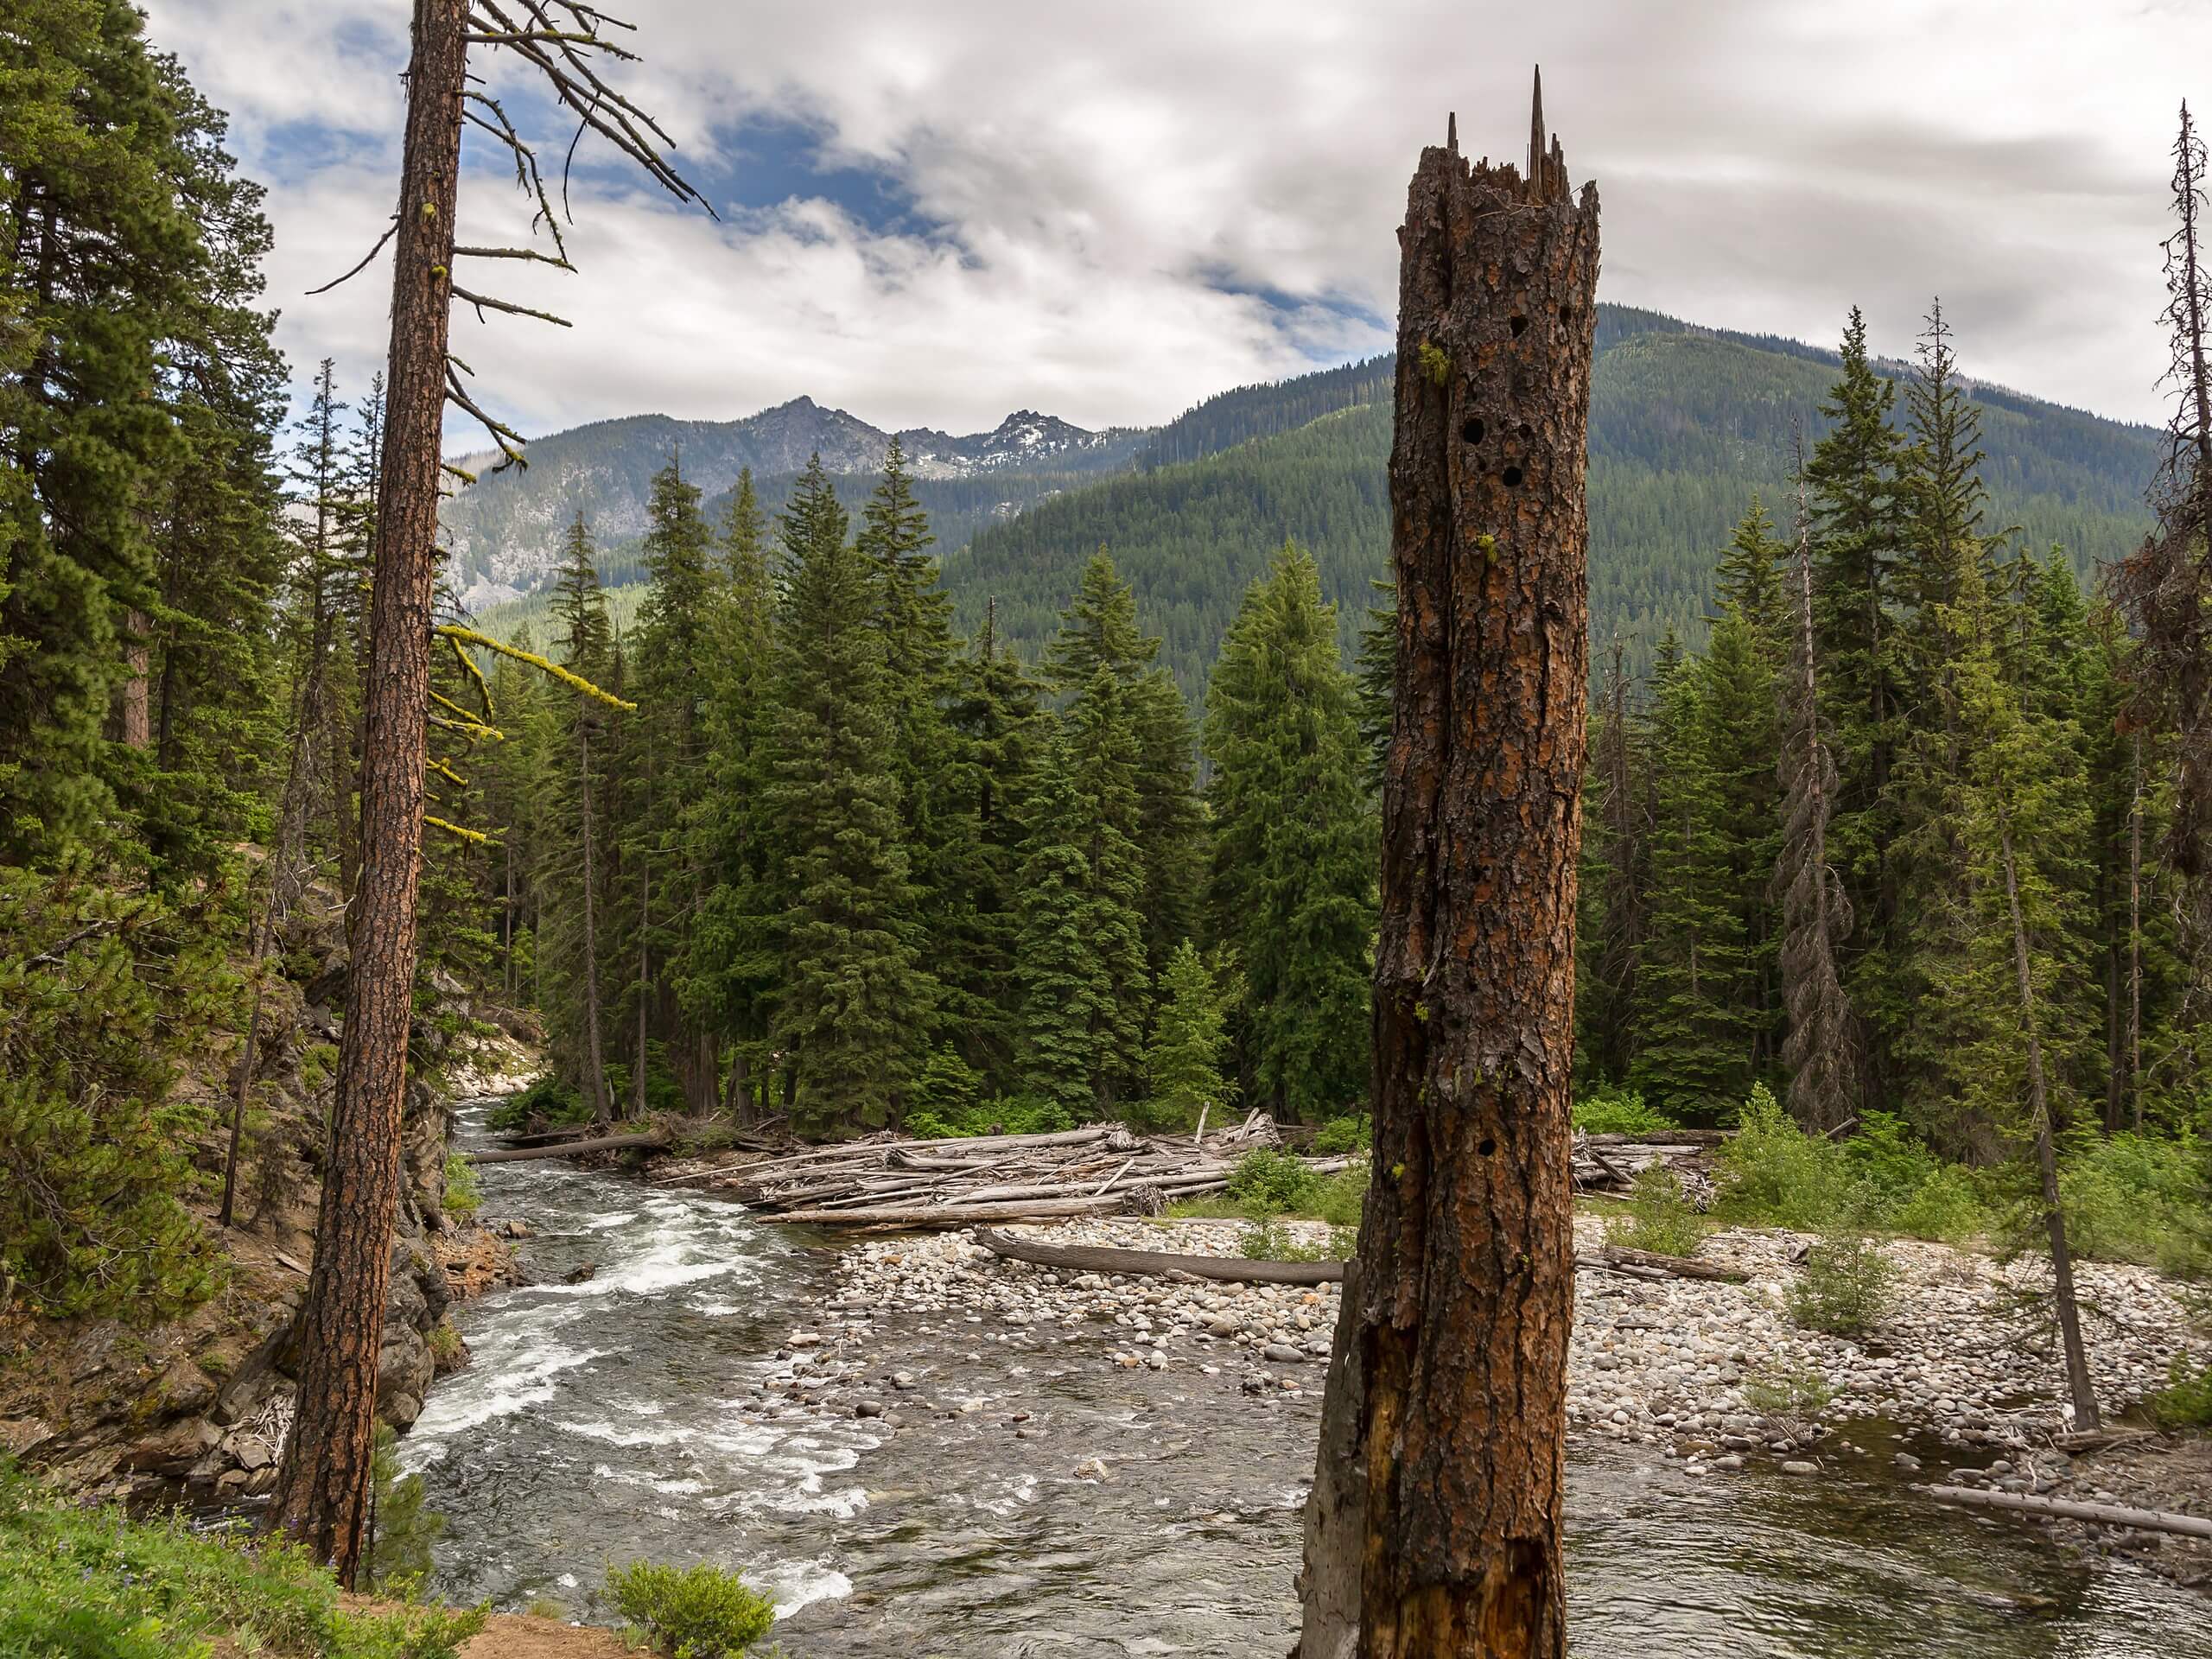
[{"x1": 408, "y1": 1101, "x2": 2211, "y2": 1656}]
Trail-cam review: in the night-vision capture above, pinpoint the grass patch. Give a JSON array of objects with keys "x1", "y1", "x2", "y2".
[
  {"x1": 0, "y1": 1459, "x2": 484, "y2": 1657},
  {"x1": 439, "y1": 1154, "x2": 481, "y2": 1222},
  {"x1": 2146, "y1": 1357, "x2": 2212, "y2": 1431},
  {"x1": 607, "y1": 1560, "x2": 776, "y2": 1658}
]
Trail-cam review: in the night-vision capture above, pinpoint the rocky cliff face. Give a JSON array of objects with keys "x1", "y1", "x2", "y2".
[{"x1": 0, "y1": 888, "x2": 540, "y2": 1506}]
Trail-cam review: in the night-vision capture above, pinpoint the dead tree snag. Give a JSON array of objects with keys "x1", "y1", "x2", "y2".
[{"x1": 1306, "y1": 72, "x2": 1599, "y2": 1659}]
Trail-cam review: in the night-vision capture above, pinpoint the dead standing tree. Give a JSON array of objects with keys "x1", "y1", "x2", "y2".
[
  {"x1": 1300, "y1": 76, "x2": 1599, "y2": 1659},
  {"x1": 269, "y1": 0, "x2": 701, "y2": 1585}
]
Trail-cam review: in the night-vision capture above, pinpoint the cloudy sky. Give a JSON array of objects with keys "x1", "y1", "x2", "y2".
[{"x1": 143, "y1": 0, "x2": 2198, "y2": 442}]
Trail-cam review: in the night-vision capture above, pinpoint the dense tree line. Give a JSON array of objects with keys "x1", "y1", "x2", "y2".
[
  {"x1": 1576, "y1": 300, "x2": 2202, "y2": 1164},
  {"x1": 483, "y1": 448, "x2": 1378, "y2": 1137}
]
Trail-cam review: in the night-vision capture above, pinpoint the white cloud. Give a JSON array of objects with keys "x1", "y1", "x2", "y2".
[{"x1": 143, "y1": 0, "x2": 2203, "y2": 436}]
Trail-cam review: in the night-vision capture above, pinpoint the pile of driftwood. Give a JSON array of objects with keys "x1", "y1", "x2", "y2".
[
  {"x1": 1572, "y1": 1128, "x2": 1723, "y2": 1205},
  {"x1": 658, "y1": 1111, "x2": 1358, "y2": 1229}
]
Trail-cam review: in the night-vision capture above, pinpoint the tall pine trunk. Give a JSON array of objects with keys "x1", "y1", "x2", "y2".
[
  {"x1": 1313, "y1": 82, "x2": 1598, "y2": 1659},
  {"x1": 269, "y1": 0, "x2": 465, "y2": 1586},
  {"x1": 1996, "y1": 805, "x2": 2100, "y2": 1427}
]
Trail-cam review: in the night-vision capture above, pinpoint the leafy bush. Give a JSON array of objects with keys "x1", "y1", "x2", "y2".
[
  {"x1": 440, "y1": 1154, "x2": 481, "y2": 1222},
  {"x1": 1785, "y1": 1232, "x2": 1896, "y2": 1336},
  {"x1": 1886, "y1": 1163, "x2": 1990, "y2": 1243},
  {"x1": 0, "y1": 1459, "x2": 484, "y2": 1657},
  {"x1": 2057, "y1": 1132, "x2": 2210, "y2": 1276},
  {"x1": 906, "y1": 1045, "x2": 981, "y2": 1127},
  {"x1": 905, "y1": 1093, "x2": 1075, "y2": 1141},
  {"x1": 2146, "y1": 1357, "x2": 2212, "y2": 1430},
  {"x1": 1572, "y1": 1086, "x2": 1675, "y2": 1136},
  {"x1": 1607, "y1": 1166, "x2": 1703, "y2": 1257},
  {"x1": 1228, "y1": 1149, "x2": 1324, "y2": 1214},
  {"x1": 607, "y1": 1560, "x2": 776, "y2": 1658},
  {"x1": 1713, "y1": 1084, "x2": 1853, "y2": 1231},
  {"x1": 486, "y1": 1074, "x2": 588, "y2": 1135},
  {"x1": 1311, "y1": 1114, "x2": 1372, "y2": 1154},
  {"x1": 0, "y1": 864, "x2": 231, "y2": 1320}
]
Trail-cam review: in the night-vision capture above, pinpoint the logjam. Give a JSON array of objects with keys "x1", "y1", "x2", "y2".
[
  {"x1": 1927, "y1": 1484, "x2": 2212, "y2": 1541},
  {"x1": 975, "y1": 1227, "x2": 1345, "y2": 1286},
  {"x1": 669, "y1": 1112, "x2": 1349, "y2": 1227},
  {"x1": 1313, "y1": 75, "x2": 1600, "y2": 1659}
]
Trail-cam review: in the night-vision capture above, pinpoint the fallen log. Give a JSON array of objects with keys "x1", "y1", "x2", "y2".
[
  {"x1": 467, "y1": 1130, "x2": 664, "y2": 1165},
  {"x1": 762, "y1": 1196, "x2": 1131, "y2": 1227},
  {"x1": 1926, "y1": 1484, "x2": 2212, "y2": 1541},
  {"x1": 1599, "y1": 1245, "x2": 1747, "y2": 1283},
  {"x1": 976, "y1": 1227, "x2": 1345, "y2": 1286},
  {"x1": 1584, "y1": 1129, "x2": 1731, "y2": 1148}
]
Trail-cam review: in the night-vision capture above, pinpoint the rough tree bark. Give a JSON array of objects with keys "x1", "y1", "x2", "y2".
[
  {"x1": 267, "y1": 0, "x2": 467, "y2": 1586},
  {"x1": 1304, "y1": 78, "x2": 1599, "y2": 1659}
]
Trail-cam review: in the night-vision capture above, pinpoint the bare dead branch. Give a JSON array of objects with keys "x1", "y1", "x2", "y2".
[
  {"x1": 453, "y1": 244, "x2": 575, "y2": 270},
  {"x1": 304, "y1": 218, "x2": 398, "y2": 296},
  {"x1": 451, "y1": 285, "x2": 573, "y2": 327}
]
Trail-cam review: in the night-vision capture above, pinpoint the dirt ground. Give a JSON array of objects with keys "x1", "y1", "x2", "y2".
[
  {"x1": 459, "y1": 1612, "x2": 636, "y2": 1659},
  {"x1": 2050, "y1": 1433, "x2": 2212, "y2": 1587}
]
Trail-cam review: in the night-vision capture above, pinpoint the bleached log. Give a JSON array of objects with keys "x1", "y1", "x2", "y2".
[{"x1": 1927, "y1": 1485, "x2": 2212, "y2": 1541}]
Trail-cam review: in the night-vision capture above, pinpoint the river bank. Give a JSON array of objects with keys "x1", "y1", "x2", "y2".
[{"x1": 814, "y1": 1212, "x2": 2212, "y2": 1583}]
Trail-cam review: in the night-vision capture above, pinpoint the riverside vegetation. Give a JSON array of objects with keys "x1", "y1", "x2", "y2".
[{"x1": 4, "y1": 2, "x2": 2212, "y2": 1648}]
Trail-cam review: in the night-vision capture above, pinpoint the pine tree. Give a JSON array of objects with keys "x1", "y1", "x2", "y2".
[
  {"x1": 1714, "y1": 496, "x2": 1788, "y2": 662},
  {"x1": 938, "y1": 598, "x2": 1045, "y2": 1087},
  {"x1": 1776, "y1": 474, "x2": 1859, "y2": 1130},
  {"x1": 1203, "y1": 543, "x2": 1375, "y2": 1117},
  {"x1": 1807, "y1": 307, "x2": 1909, "y2": 1109},
  {"x1": 686, "y1": 470, "x2": 780, "y2": 1119},
  {"x1": 1578, "y1": 638, "x2": 1647, "y2": 1083},
  {"x1": 1143, "y1": 939, "x2": 1234, "y2": 1130},
  {"x1": 1013, "y1": 699, "x2": 1151, "y2": 1115},
  {"x1": 1630, "y1": 633, "x2": 1752, "y2": 1117},
  {"x1": 543, "y1": 516, "x2": 617, "y2": 1124},
  {"x1": 1699, "y1": 607, "x2": 1783, "y2": 1076},
  {"x1": 627, "y1": 452, "x2": 721, "y2": 1111},
  {"x1": 1045, "y1": 550, "x2": 1205, "y2": 967},
  {"x1": 764, "y1": 457, "x2": 932, "y2": 1129}
]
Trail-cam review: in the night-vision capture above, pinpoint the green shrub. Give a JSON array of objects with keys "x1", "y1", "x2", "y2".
[
  {"x1": 0, "y1": 864, "x2": 231, "y2": 1321},
  {"x1": 607, "y1": 1560, "x2": 776, "y2": 1659},
  {"x1": 1608, "y1": 1166, "x2": 1704, "y2": 1257},
  {"x1": 365, "y1": 1425, "x2": 448, "y2": 1593},
  {"x1": 1743, "y1": 1363, "x2": 1836, "y2": 1421},
  {"x1": 440, "y1": 1154, "x2": 482, "y2": 1222},
  {"x1": 906, "y1": 1093, "x2": 1075, "y2": 1141},
  {"x1": 2057, "y1": 1132, "x2": 2210, "y2": 1276},
  {"x1": 1785, "y1": 1232, "x2": 1896, "y2": 1336},
  {"x1": 1713, "y1": 1084, "x2": 1853, "y2": 1231},
  {"x1": 1312, "y1": 1114, "x2": 1372, "y2": 1154},
  {"x1": 906, "y1": 1045, "x2": 981, "y2": 1127},
  {"x1": 1228, "y1": 1149, "x2": 1323, "y2": 1215},
  {"x1": 486, "y1": 1075, "x2": 588, "y2": 1135},
  {"x1": 2146, "y1": 1356, "x2": 2212, "y2": 1430},
  {"x1": 1886, "y1": 1163, "x2": 1990, "y2": 1243},
  {"x1": 300, "y1": 1041, "x2": 340, "y2": 1093},
  {"x1": 0, "y1": 1458, "x2": 483, "y2": 1658},
  {"x1": 1572, "y1": 1086, "x2": 1675, "y2": 1136}
]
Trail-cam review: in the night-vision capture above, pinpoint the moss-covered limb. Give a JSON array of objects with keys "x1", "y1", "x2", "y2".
[
  {"x1": 424, "y1": 813, "x2": 496, "y2": 846},
  {"x1": 434, "y1": 623, "x2": 637, "y2": 710},
  {"x1": 428, "y1": 755, "x2": 471, "y2": 789},
  {"x1": 444, "y1": 630, "x2": 494, "y2": 716},
  {"x1": 429, "y1": 693, "x2": 504, "y2": 741}
]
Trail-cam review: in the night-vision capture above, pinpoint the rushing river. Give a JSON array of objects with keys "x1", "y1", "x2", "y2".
[{"x1": 409, "y1": 1101, "x2": 2212, "y2": 1656}]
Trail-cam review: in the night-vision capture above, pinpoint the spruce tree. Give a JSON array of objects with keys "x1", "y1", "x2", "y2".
[
  {"x1": 1714, "y1": 496, "x2": 1789, "y2": 663},
  {"x1": 686, "y1": 470, "x2": 780, "y2": 1119},
  {"x1": 1578, "y1": 639, "x2": 1648, "y2": 1083},
  {"x1": 1143, "y1": 939, "x2": 1234, "y2": 1130},
  {"x1": 1203, "y1": 543, "x2": 1376, "y2": 1117},
  {"x1": 764, "y1": 456, "x2": 932, "y2": 1129},
  {"x1": 1630, "y1": 633, "x2": 1752, "y2": 1117}
]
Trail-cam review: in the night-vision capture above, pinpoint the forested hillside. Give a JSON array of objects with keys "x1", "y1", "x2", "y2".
[{"x1": 947, "y1": 316, "x2": 2162, "y2": 694}]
